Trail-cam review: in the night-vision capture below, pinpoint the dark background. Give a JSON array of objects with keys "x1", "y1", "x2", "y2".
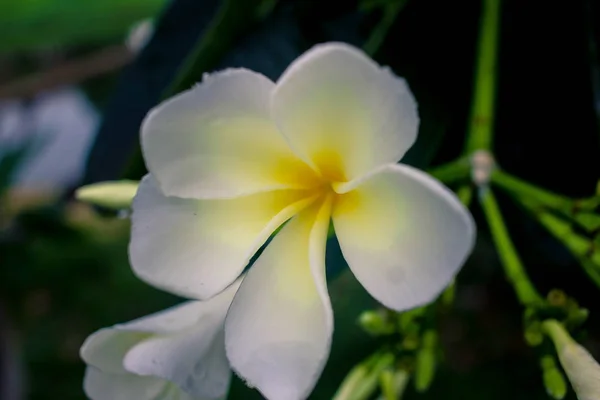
[{"x1": 1, "y1": 0, "x2": 599, "y2": 398}]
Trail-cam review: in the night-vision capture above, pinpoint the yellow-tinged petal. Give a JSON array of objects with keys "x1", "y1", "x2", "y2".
[
  {"x1": 272, "y1": 43, "x2": 419, "y2": 183},
  {"x1": 141, "y1": 69, "x2": 319, "y2": 200},
  {"x1": 332, "y1": 164, "x2": 475, "y2": 311},
  {"x1": 225, "y1": 195, "x2": 333, "y2": 400},
  {"x1": 129, "y1": 175, "x2": 317, "y2": 299}
]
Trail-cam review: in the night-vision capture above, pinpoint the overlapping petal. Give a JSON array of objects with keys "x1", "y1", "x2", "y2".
[
  {"x1": 80, "y1": 328, "x2": 150, "y2": 374},
  {"x1": 83, "y1": 367, "x2": 166, "y2": 400},
  {"x1": 81, "y1": 279, "x2": 240, "y2": 400},
  {"x1": 272, "y1": 42, "x2": 419, "y2": 183},
  {"x1": 225, "y1": 196, "x2": 333, "y2": 400},
  {"x1": 141, "y1": 69, "x2": 318, "y2": 199},
  {"x1": 129, "y1": 175, "x2": 316, "y2": 299},
  {"x1": 124, "y1": 325, "x2": 230, "y2": 397},
  {"x1": 333, "y1": 164, "x2": 475, "y2": 311}
]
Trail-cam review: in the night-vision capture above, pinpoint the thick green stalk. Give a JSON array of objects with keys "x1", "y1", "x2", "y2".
[
  {"x1": 463, "y1": 0, "x2": 501, "y2": 153},
  {"x1": 492, "y1": 169, "x2": 600, "y2": 233},
  {"x1": 480, "y1": 188, "x2": 543, "y2": 304},
  {"x1": 490, "y1": 169, "x2": 571, "y2": 211}
]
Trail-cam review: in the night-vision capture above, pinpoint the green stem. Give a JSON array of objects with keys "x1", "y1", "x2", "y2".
[
  {"x1": 427, "y1": 158, "x2": 470, "y2": 185},
  {"x1": 524, "y1": 204, "x2": 596, "y2": 262},
  {"x1": 463, "y1": 0, "x2": 501, "y2": 154},
  {"x1": 513, "y1": 198, "x2": 600, "y2": 287},
  {"x1": 363, "y1": 0, "x2": 408, "y2": 56},
  {"x1": 490, "y1": 169, "x2": 572, "y2": 211},
  {"x1": 479, "y1": 188, "x2": 543, "y2": 304}
]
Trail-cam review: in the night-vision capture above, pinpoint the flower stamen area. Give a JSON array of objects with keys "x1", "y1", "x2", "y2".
[{"x1": 298, "y1": 151, "x2": 349, "y2": 211}]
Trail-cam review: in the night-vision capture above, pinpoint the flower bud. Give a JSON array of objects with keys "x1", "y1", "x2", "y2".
[
  {"x1": 334, "y1": 353, "x2": 395, "y2": 400},
  {"x1": 540, "y1": 355, "x2": 567, "y2": 399},
  {"x1": 359, "y1": 310, "x2": 395, "y2": 336},
  {"x1": 543, "y1": 319, "x2": 600, "y2": 400},
  {"x1": 75, "y1": 180, "x2": 139, "y2": 210},
  {"x1": 524, "y1": 321, "x2": 544, "y2": 347},
  {"x1": 414, "y1": 330, "x2": 437, "y2": 392},
  {"x1": 379, "y1": 368, "x2": 409, "y2": 400}
]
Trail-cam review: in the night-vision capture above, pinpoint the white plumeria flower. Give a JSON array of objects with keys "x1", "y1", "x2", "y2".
[
  {"x1": 544, "y1": 319, "x2": 600, "y2": 400},
  {"x1": 80, "y1": 278, "x2": 241, "y2": 400},
  {"x1": 130, "y1": 42, "x2": 475, "y2": 400}
]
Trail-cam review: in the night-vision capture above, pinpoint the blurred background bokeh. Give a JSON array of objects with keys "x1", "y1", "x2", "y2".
[{"x1": 1, "y1": 0, "x2": 599, "y2": 399}]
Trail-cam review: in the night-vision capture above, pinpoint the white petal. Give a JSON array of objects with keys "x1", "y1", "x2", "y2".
[
  {"x1": 272, "y1": 42, "x2": 419, "y2": 182},
  {"x1": 80, "y1": 300, "x2": 211, "y2": 374},
  {"x1": 130, "y1": 175, "x2": 316, "y2": 299},
  {"x1": 122, "y1": 280, "x2": 239, "y2": 398},
  {"x1": 225, "y1": 196, "x2": 333, "y2": 400},
  {"x1": 81, "y1": 281, "x2": 239, "y2": 372},
  {"x1": 559, "y1": 343, "x2": 600, "y2": 400},
  {"x1": 80, "y1": 328, "x2": 150, "y2": 374},
  {"x1": 544, "y1": 319, "x2": 600, "y2": 400},
  {"x1": 83, "y1": 367, "x2": 166, "y2": 400},
  {"x1": 124, "y1": 327, "x2": 231, "y2": 399},
  {"x1": 332, "y1": 164, "x2": 475, "y2": 310},
  {"x1": 142, "y1": 69, "x2": 318, "y2": 199},
  {"x1": 117, "y1": 302, "x2": 217, "y2": 335}
]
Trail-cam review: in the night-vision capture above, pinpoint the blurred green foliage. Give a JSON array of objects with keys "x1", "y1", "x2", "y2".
[{"x1": 0, "y1": 0, "x2": 166, "y2": 52}]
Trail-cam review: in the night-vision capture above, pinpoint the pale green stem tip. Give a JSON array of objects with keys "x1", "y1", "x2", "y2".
[{"x1": 75, "y1": 180, "x2": 139, "y2": 210}]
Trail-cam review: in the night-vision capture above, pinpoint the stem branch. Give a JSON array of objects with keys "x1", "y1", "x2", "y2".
[
  {"x1": 479, "y1": 188, "x2": 543, "y2": 304},
  {"x1": 490, "y1": 169, "x2": 571, "y2": 211}
]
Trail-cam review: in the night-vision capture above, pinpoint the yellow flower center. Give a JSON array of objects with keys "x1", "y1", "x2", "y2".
[{"x1": 271, "y1": 150, "x2": 351, "y2": 212}]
